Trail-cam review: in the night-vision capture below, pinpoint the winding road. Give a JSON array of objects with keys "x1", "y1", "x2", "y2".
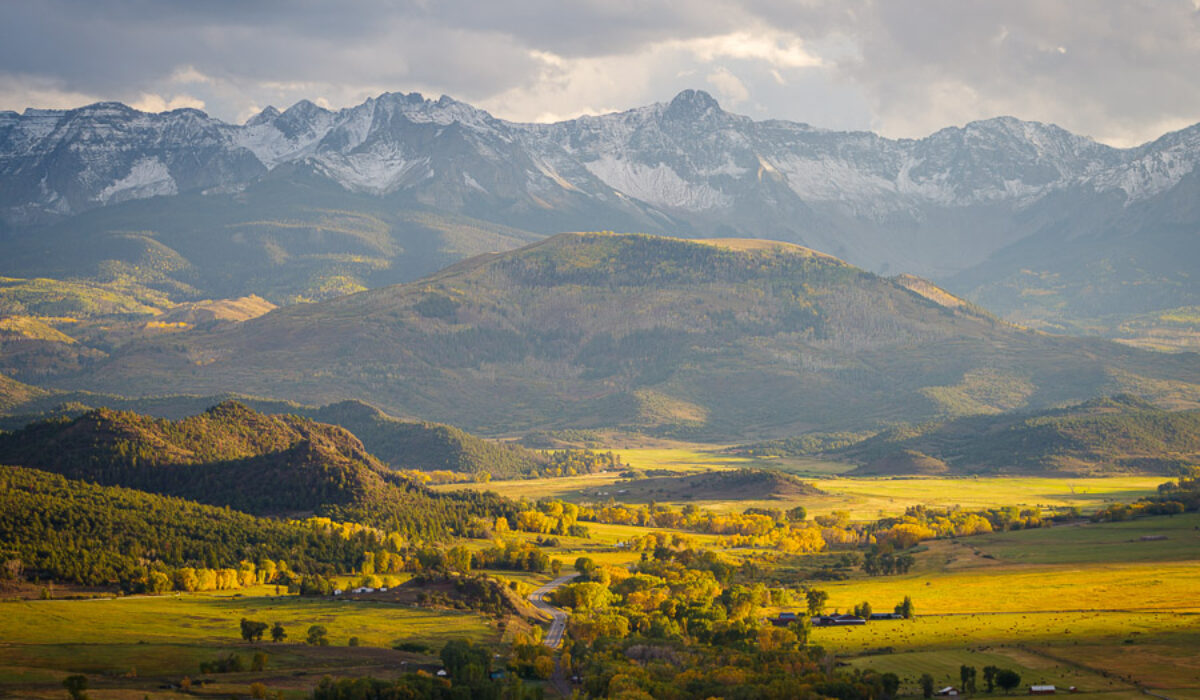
[{"x1": 528, "y1": 574, "x2": 577, "y2": 649}]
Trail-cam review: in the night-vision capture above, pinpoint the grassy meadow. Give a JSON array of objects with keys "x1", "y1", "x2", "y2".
[
  {"x1": 800, "y1": 513, "x2": 1200, "y2": 698},
  {"x1": 0, "y1": 588, "x2": 500, "y2": 699},
  {"x1": 443, "y1": 444, "x2": 1165, "y2": 519},
  {"x1": 1, "y1": 440, "x2": 1193, "y2": 699},
  {"x1": 431, "y1": 466, "x2": 1200, "y2": 698}
]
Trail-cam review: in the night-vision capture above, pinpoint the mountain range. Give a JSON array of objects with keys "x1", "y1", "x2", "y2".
[{"x1": 3, "y1": 90, "x2": 1198, "y2": 336}]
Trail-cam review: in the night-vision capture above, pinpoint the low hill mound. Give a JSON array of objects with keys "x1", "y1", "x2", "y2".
[
  {"x1": 855, "y1": 449, "x2": 950, "y2": 476},
  {"x1": 158, "y1": 295, "x2": 276, "y2": 324},
  {"x1": 0, "y1": 391, "x2": 548, "y2": 479},
  {"x1": 596, "y1": 468, "x2": 822, "y2": 503}
]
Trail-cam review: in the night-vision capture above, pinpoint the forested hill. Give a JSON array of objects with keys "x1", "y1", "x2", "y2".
[
  {"x1": 69, "y1": 233, "x2": 1200, "y2": 439},
  {"x1": 0, "y1": 401, "x2": 514, "y2": 534},
  {"x1": 0, "y1": 465, "x2": 371, "y2": 587},
  {"x1": 766, "y1": 395, "x2": 1200, "y2": 476}
]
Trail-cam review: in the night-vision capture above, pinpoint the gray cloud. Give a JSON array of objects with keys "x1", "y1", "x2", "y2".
[{"x1": 2, "y1": 0, "x2": 1198, "y2": 145}]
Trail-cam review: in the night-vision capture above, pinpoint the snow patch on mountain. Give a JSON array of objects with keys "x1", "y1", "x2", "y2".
[
  {"x1": 234, "y1": 105, "x2": 339, "y2": 168},
  {"x1": 95, "y1": 157, "x2": 177, "y2": 204},
  {"x1": 316, "y1": 147, "x2": 429, "y2": 196},
  {"x1": 462, "y1": 172, "x2": 488, "y2": 193},
  {"x1": 584, "y1": 155, "x2": 731, "y2": 210},
  {"x1": 1089, "y1": 127, "x2": 1200, "y2": 201},
  {"x1": 772, "y1": 153, "x2": 900, "y2": 203},
  {"x1": 1104, "y1": 153, "x2": 1197, "y2": 201},
  {"x1": 5, "y1": 88, "x2": 1200, "y2": 261}
]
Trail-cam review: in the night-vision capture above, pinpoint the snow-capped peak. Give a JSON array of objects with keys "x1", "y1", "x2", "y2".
[
  {"x1": 245, "y1": 106, "x2": 280, "y2": 127},
  {"x1": 3, "y1": 88, "x2": 1200, "y2": 234}
]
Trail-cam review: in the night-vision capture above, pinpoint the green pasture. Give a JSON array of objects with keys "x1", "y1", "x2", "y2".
[
  {"x1": 0, "y1": 590, "x2": 498, "y2": 652},
  {"x1": 811, "y1": 514, "x2": 1200, "y2": 697},
  {"x1": 815, "y1": 555, "x2": 1200, "y2": 617},
  {"x1": 807, "y1": 476, "x2": 1167, "y2": 519},
  {"x1": 446, "y1": 441, "x2": 1166, "y2": 521},
  {"x1": 1034, "y1": 637, "x2": 1200, "y2": 695},
  {"x1": 451, "y1": 473, "x2": 1165, "y2": 523},
  {"x1": 831, "y1": 616, "x2": 1200, "y2": 697},
  {"x1": 617, "y1": 445, "x2": 852, "y2": 477},
  {"x1": 445, "y1": 471, "x2": 622, "y2": 501},
  {"x1": 961, "y1": 512, "x2": 1200, "y2": 564},
  {"x1": 811, "y1": 610, "x2": 1198, "y2": 654},
  {"x1": 843, "y1": 647, "x2": 1142, "y2": 699},
  {"x1": 0, "y1": 590, "x2": 499, "y2": 699}
]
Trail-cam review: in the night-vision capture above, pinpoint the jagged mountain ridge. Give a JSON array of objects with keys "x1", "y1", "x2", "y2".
[{"x1": 4, "y1": 90, "x2": 1198, "y2": 280}]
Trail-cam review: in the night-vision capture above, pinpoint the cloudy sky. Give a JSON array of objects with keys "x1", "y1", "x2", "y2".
[{"x1": 2, "y1": 0, "x2": 1198, "y2": 147}]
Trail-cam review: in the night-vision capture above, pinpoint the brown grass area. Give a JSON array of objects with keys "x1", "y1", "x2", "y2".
[
  {"x1": 160, "y1": 295, "x2": 276, "y2": 324},
  {"x1": 695, "y1": 237, "x2": 840, "y2": 259}
]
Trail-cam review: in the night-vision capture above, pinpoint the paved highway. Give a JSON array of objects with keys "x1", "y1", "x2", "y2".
[{"x1": 528, "y1": 573, "x2": 577, "y2": 649}]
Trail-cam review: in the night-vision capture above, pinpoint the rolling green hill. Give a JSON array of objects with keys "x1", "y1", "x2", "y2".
[
  {"x1": 39, "y1": 233, "x2": 1200, "y2": 439},
  {"x1": 0, "y1": 401, "x2": 512, "y2": 534},
  {"x1": 757, "y1": 395, "x2": 1200, "y2": 476}
]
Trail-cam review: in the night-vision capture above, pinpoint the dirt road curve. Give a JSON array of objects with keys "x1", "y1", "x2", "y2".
[{"x1": 528, "y1": 574, "x2": 576, "y2": 649}]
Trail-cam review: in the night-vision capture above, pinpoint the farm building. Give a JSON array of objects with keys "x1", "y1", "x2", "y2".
[
  {"x1": 936, "y1": 687, "x2": 960, "y2": 696},
  {"x1": 812, "y1": 614, "x2": 866, "y2": 626},
  {"x1": 1030, "y1": 685, "x2": 1057, "y2": 695},
  {"x1": 771, "y1": 612, "x2": 799, "y2": 627},
  {"x1": 869, "y1": 612, "x2": 904, "y2": 620}
]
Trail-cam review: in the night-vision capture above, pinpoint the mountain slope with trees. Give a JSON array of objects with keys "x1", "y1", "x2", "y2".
[
  {"x1": 51, "y1": 233, "x2": 1200, "y2": 440},
  {"x1": 304, "y1": 400, "x2": 546, "y2": 478}
]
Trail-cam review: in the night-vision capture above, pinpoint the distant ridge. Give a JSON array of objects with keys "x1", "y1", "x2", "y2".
[
  {"x1": 305, "y1": 400, "x2": 546, "y2": 478},
  {"x1": 0, "y1": 390, "x2": 548, "y2": 478},
  {"x1": 747, "y1": 395, "x2": 1200, "y2": 476}
]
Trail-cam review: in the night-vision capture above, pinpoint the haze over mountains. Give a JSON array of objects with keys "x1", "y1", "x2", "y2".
[{"x1": 2, "y1": 90, "x2": 1199, "y2": 337}]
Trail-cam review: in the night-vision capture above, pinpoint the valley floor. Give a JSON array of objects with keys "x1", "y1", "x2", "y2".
[{"x1": 1, "y1": 457, "x2": 1195, "y2": 699}]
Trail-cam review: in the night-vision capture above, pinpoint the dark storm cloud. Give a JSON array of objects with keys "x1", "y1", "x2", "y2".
[{"x1": 2, "y1": 0, "x2": 1198, "y2": 145}]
